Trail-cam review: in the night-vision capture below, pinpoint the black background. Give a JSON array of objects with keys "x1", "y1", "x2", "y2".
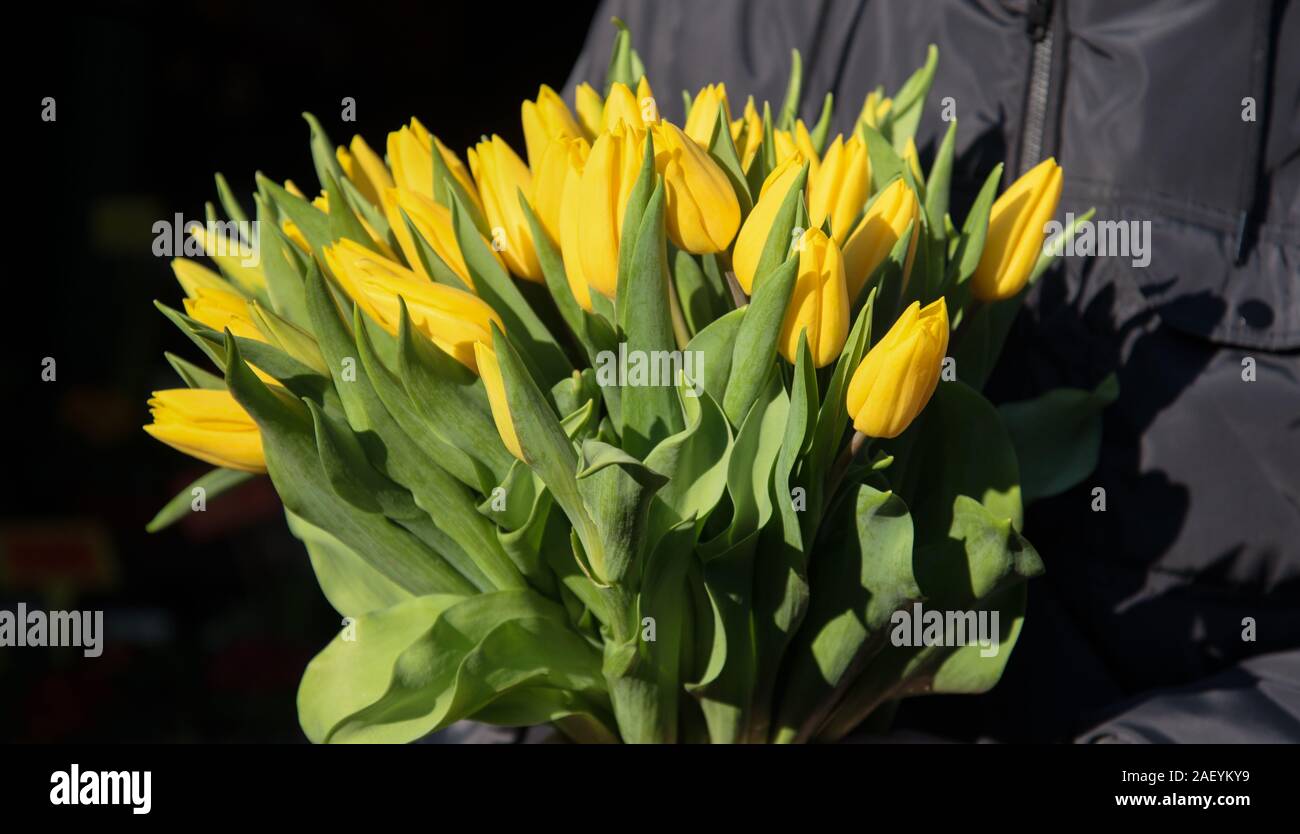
[{"x1": 4, "y1": 0, "x2": 599, "y2": 743}]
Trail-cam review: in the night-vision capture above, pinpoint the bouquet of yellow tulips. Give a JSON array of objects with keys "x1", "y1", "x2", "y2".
[{"x1": 144, "y1": 20, "x2": 1114, "y2": 743}]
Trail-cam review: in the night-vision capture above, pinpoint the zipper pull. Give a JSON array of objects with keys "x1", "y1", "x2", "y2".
[{"x1": 1028, "y1": 0, "x2": 1054, "y2": 42}]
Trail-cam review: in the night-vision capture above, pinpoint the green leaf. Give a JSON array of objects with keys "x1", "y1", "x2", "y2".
[
  {"x1": 223, "y1": 335, "x2": 477, "y2": 596},
  {"x1": 254, "y1": 195, "x2": 312, "y2": 327},
  {"x1": 298, "y1": 591, "x2": 608, "y2": 743},
  {"x1": 773, "y1": 481, "x2": 918, "y2": 743},
  {"x1": 886, "y1": 380, "x2": 1023, "y2": 598},
  {"x1": 944, "y1": 163, "x2": 1003, "y2": 300},
  {"x1": 616, "y1": 135, "x2": 658, "y2": 330},
  {"x1": 620, "y1": 180, "x2": 686, "y2": 458},
  {"x1": 999, "y1": 375, "x2": 1118, "y2": 503},
  {"x1": 685, "y1": 306, "x2": 745, "y2": 406},
  {"x1": 644, "y1": 381, "x2": 733, "y2": 541},
  {"x1": 490, "y1": 326, "x2": 611, "y2": 594},
  {"x1": 286, "y1": 508, "x2": 411, "y2": 618},
  {"x1": 809, "y1": 93, "x2": 834, "y2": 155},
  {"x1": 213, "y1": 172, "x2": 249, "y2": 226},
  {"x1": 448, "y1": 190, "x2": 572, "y2": 386},
  {"x1": 707, "y1": 107, "x2": 754, "y2": 217},
  {"x1": 884, "y1": 44, "x2": 938, "y2": 154},
  {"x1": 603, "y1": 17, "x2": 644, "y2": 94},
  {"x1": 145, "y1": 467, "x2": 253, "y2": 533},
  {"x1": 673, "y1": 249, "x2": 730, "y2": 335},
  {"x1": 777, "y1": 49, "x2": 803, "y2": 130},
  {"x1": 163, "y1": 351, "x2": 224, "y2": 390},
  {"x1": 721, "y1": 254, "x2": 798, "y2": 425},
  {"x1": 704, "y1": 368, "x2": 789, "y2": 556}
]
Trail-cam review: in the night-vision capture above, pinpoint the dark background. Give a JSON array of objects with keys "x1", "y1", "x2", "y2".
[{"x1": 4, "y1": 0, "x2": 600, "y2": 742}]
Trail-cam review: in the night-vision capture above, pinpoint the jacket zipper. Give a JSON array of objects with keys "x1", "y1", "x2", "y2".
[{"x1": 1017, "y1": 0, "x2": 1056, "y2": 176}]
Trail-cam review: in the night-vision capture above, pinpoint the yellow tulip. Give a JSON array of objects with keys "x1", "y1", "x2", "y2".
[
  {"x1": 323, "y1": 239, "x2": 502, "y2": 371},
  {"x1": 340, "y1": 135, "x2": 394, "y2": 206},
  {"x1": 602, "y1": 81, "x2": 644, "y2": 131},
  {"x1": 387, "y1": 118, "x2": 483, "y2": 216},
  {"x1": 731, "y1": 97, "x2": 763, "y2": 170},
  {"x1": 651, "y1": 121, "x2": 741, "y2": 254},
  {"x1": 841, "y1": 178, "x2": 921, "y2": 300},
  {"x1": 468, "y1": 134, "x2": 543, "y2": 282},
  {"x1": 521, "y1": 84, "x2": 584, "y2": 170},
  {"x1": 183, "y1": 285, "x2": 262, "y2": 342},
  {"x1": 171, "y1": 258, "x2": 229, "y2": 298},
  {"x1": 773, "y1": 119, "x2": 820, "y2": 177},
  {"x1": 303, "y1": 190, "x2": 397, "y2": 260},
  {"x1": 780, "y1": 228, "x2": 850, "y2": 368},
  {"x1": 636, "y1": 76, "x2": 658, "y2": 123},
  {"x1": 902, "y1": 136, "x2": 925, "y2": 184},
  {"x1": 846, "y1": 298, "x2": 949, "y2": 438},
  {"x1": 380, "y1": 186, "x2": 483, "y2": 289},
  {"x1": 858, "y1": 90, "x2": 892, "y2": 130},
  {"x1": 188, "y1": 223, "x2": 266, "y2": 294},
  {"x1": 731, "y1": 155, "x2": 807, "y2": 294},
  {"x1": 558, "y1": 142, "x2": 594, "y2": 311},
  {"x1": 144, "y1": 388, "x2": 266, "y2": 473},
  {"x1": 972, "y1": 158, "x2": 1063, "y2": 301},
  {"x1": 684, "y1": 83, "x2": 731, "y2": 146},
  {"x1": 533, "y1": 135, "x2": 590, "y2": 244},
  {"x1": 574, "y1": 82, "x2": 604, "y2": 139},
  {"x1": 574, "y1": 123, "x2": 645, "y2": 300},
  {"x1": 809, "y1": 134, "x2": 871, "y2": 243},
  {"x1": 472, "y1": 342, "x2": 524, "y2": 461}
]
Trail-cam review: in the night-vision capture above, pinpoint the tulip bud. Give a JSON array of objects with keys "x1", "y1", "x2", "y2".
[
  {"x1": 809, "y1": 134, "x2": 871, "y2": 244},
  {"x1": 684, "y1": 83, "x2": 731, "y2": 146},
  {"x1": 171, "y1": 258, "x2": 228, "y2": 298},
  {"x1": 846, "y1": 298, "x2": 949, "y2": 438},
  {"x1": 144, "y1": 388, "x2": 267, "y2": 473},
  {"x1": 473, "y1": 342, "x2": 525, "y2": 461},
  {"x1": 651, "y1": 121, "x2": 741, "y2": 254},
  {"x1": 972, "y1": 158, "x2": 1063, "y2": 301},
  {"x1": 841, "y1": 178, "x2": 920, "y2": 300},
  {"x1": 306, "y1": 189, "x2": 398, "y2": 260},
  {"x1": 558, "y1": 142, "x2": 594, "y2": 312},
  {"x1": 573, "y1": 123, "x2": 645, "y2": 300},
  {"x1": 731, "y1": 155, "x2": 807, "y2": 294},
  {"x1": 858, "y1": 89, "x2": 892, "y2": 130},
  {"x1": 468, "y1": 135, "x2": 543, "y2": 282},
  {"x1": 773, "y1": 119, "x2": 820, "y2": 177},
  {"x1": 574, "y1": 82, "x2": 604, "y2": 140},
  {"x1": 183, "y1": 285, "x2": 262, "y2": 343},
  {"x1": 731, "y1": 97, "x2": 763, "y2": 171},
  {"x1": 337, "y1": 135, "x2": 393, "y2": 207},
  {"x1": 387, "y1": 118, "x2": 483, "y2": 216},
  {"x1": 780, "y1": 228, "x2": 850, "y2": 368},
  {"x1": 602, "y1": 82, "x2": 644, "y2": 131},
  {"x1": 323, "y1": 239, "x2": 502, "y2": 371},
  {"x1": 381, "y1": 186, "x2": 483, "y2": 288},
  {"x1": 902, "y1": 137, "x2": 924, "y2": 185},
  {"x1": 187, "y1": 222, "x2": 266, "y2": 294},
  {"x1": 521, "y1": 84, "x2": 584, "y2": 171},
  {"x1": 533, "y1": 135, "x2": 590, "y2": 244}
]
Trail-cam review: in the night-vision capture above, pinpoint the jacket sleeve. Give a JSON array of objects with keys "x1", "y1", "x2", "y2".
[{"x1": 1077, "y1": 651, "x2": 1300, "y2": 743}]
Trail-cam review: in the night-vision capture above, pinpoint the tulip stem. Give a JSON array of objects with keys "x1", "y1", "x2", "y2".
[
  {"x1": 724, "y1": 270, "x2": 749, "y2": 308},
  {"x1": 825, "y1": 430, "x2": 869, "y2": 503},
  {"x1": 667, "y1": 277, "x2": 692, "y2": 350}
]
